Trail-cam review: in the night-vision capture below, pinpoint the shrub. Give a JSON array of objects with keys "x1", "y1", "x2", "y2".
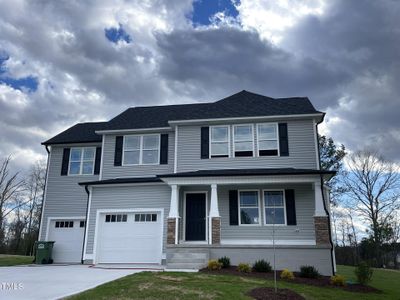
[
  {"x1": 207, "y1": 259, "x2": 222, "y2": 271},
  {"x1": 330, "y1": 275, "x2": 346, "y2": 286},
  {"x1": 218, "y1": 256, "x2": 231, "y2": 268},
  {"x1": 237, "y1": 263, "x2": 251, "y2": 273},
  {"x1": 252, "y1": 259, "x2": 272, "y2": 273},
  {"x1": 299, "y1": 265, "x2": 320, "y2": 278},
  {"x1": 355, "y1": 261, "x2": 373, "y2": 285},
  {"x1": 280, "y1": 269, "x2": 294, "y2": 280}
]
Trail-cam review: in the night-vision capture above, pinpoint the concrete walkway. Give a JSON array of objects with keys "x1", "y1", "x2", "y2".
[{"x1": 0, "y1": 264, "x2": 149, "y2": 300}]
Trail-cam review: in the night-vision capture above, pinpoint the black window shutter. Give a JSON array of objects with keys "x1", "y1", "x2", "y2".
[
  {"x1": 114, "y1": 136, "x2": 123, "y2": 166},
  {"x1": 94, "y1": 147, "x2": 102, "y2": 175},
  {"x1": 61, "y1": 148, "x2": 70, "y2": 176},
  {"x1": 160, "y1": 134, "x2": 168, "y2": 164},
  {"x1": 285, "y1": 189, "x2": 297, "y2": 225},
  {"x1": 278, "y1": 123, "x2": 289, "y2": 156},
  {"x1": 200, "y1": 127, "x2": 209, "y2": 159},
  {"x1": 229, "y1": 190, "x2": 239, "y2": 225}
]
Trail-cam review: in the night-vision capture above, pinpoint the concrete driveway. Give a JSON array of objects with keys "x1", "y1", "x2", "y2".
[{"x1": 0, "y1": 264, "x2": 150, "y2": 300}]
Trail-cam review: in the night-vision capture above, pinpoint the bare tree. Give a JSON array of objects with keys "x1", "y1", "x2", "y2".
[
  {"x1": 0, "y1": 156, "x2": 26, "y2": 249},
  {"x1": 343, "y1": 150, "x2": 400, "y2": 265}
]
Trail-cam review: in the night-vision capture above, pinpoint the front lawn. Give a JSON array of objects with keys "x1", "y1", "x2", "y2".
[
  {"x1": 0, "y1": 254, "x2": 34, "y2": 266},
  {"x1": 69, "y1": 265, "x2": 400, "y2": 299}
]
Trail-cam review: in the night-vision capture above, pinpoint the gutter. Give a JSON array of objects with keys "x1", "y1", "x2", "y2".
[{"x1": 81, "y1": 185, "x2": 90, "y2": 264}]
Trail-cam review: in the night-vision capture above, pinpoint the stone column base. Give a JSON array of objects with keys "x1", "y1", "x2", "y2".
[
  {"x1": 211, "y1": 217, "x2": 221, "y2": 244},
  {"x1": 314, "y1": 216, "x2": 330, "y2": 245},
  {"x1": 167, "y1": 218, "x2": 176, "y2": 244}
]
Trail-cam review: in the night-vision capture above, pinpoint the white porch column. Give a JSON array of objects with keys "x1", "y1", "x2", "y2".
[
  {"x1": 313, "y1": 181, "x2": 327, "y2": 216},
  {"x1": 167, "y1": 184, "x2": 179, "y2": 245},
  {"x1": 209, "y1": 184, "x2": 221, "y2": 244}
]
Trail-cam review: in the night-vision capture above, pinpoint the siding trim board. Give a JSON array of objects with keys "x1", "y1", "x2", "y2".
[{"x1": 220, "y1": 239, "x2": 316, "y2": 246}]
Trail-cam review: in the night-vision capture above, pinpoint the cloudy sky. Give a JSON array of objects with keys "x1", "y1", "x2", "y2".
[{"x1": 0, "y1": 0, "x2": 399, "y2": 174}]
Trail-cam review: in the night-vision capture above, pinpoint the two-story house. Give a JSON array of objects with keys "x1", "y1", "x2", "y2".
[{"x1": 39, "y1": 90, "x2": 336, "y2": 275}]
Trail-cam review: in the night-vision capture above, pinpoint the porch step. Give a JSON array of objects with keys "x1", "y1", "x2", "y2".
[{"x1": 166, "y1": 247, "x2": 209, "y2": 270}]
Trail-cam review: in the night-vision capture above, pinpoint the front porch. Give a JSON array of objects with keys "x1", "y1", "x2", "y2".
[{"x1": 159, "y1": 169, "x2": 335, "y2": 274}]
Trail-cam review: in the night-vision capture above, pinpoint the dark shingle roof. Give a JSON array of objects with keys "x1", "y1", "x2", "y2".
[
  {"x1": 103, "y1": 90, "x2": 322, "y2": 130},
  {"x1": 43, "y1": 90, "x2": 323, "y2": 145},
  {"x1": 157, "y1": 168, "x2": 336, "y2": 178},
  {"x1": 42, "y1": 122, "x2": 107, "y2": 145}
]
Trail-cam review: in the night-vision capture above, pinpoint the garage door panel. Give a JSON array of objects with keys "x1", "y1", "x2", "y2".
[
  {"x1": 97, "y1": 211, "x2": 162, "y2": 264},
  {"x1": 48, "y1": 220, "x2": 85, "y2": 263}
]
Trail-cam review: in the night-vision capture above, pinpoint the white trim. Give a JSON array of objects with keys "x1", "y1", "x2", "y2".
[
  {"x1": 256, "y1": 123, "x2": 279, "y2": 157},
  {"x1": 68, "y1": 147, "x2": 96, "y2": 176},
  {"x1": 209, "y1": 125, "x2": 231, "y2": 158},
  {"x1": 232, "y1": 124, "x2": 255, "y2": 157},
  {"x1": 313, "y1": 119, "x2": 320, "y2": 170},
  {"x1": 45, "y1": 216, "x2": 86, "y2": 241},
  {"x1": 87, "y1": 182, "x2": 165, "y2": 188},
  {"x1": 99, "y1": 135, "x2": 105, "y2": 180},
  {"x1": 174, "y1": 126, "x2": 178, "y2": 173},
  {"x1": 262, "y1": 189, "x2": 287, "y2": 226},
  {"x1": 168, "y1": 113, "x2": 324, "y2": 125},
  {"x1": 82, "y1": 187, "x2": 93, "y2": 260},
  {"x1": 162, "y1": 175, "x2": 321, "y2": 186},
  {"x1": 96, "y1": 127, "x2": 172, "y2": 134},
  {"x1": 93, "y1": 208, "x2": 164, "y2": 264},
  {"x1": 220, "y1": 239, "x2": 316, "y2": 246},
  {"x1": 238, "y1": 189, "x2": 261, "y2": 226},
  {"x1": 183, "y1": 191, "x2": 208, "y2": 243},
  {"x1": 38, "y1": 146, "x2": 52, "y2": 241},
  {"x1": 122, "y1": 134, "x2": 161, "y2": 166}
]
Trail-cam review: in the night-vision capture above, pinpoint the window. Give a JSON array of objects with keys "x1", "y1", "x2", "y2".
[
  {"x1": 69, "y1": 147, "x2": 95, "y2": 175},
  {"x1": 234, "y1": 125, "x2": 254, "y2": 157},
  {"x1": 239, "y1": 191, "x2": 260, "y2": 225},
  {"x1": 210, "y1": 126, "x2": 229, "y2": 158},
  {"x1": 55, "y1": 221, "x2": 74, "y2": 228},
  {"x1": 80, "y1": 221, "x2": 85, "y2": 228},
  {"x1": 123, "y1": 135, "x2": 160, "y2": 165},
  {"x1": 264, "y1": 191, "x2": 286, "y2": 225},
  {"x1": 105, "y1": 214, "x2": 128, "y2": 223},
  {"x1": 134, "y1": 213, "x2": 157, "y2": 222},
  {"x1": 257, "y1": 124, "x2": 279, "y2": 156}
]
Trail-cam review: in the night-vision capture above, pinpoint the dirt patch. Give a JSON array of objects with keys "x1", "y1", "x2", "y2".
[
  {"x1": 248, "y1": 287, "x2": 305, "y2": 300},
  {"x1": 157, "y1": 275, "x2": 186, "y2": 282},
  {"x1": 200, "y1": 267, "x2": 382, "y2": 294},
  {"x1": 138, "y1": 282, "x2": 153, "y2": 291}
]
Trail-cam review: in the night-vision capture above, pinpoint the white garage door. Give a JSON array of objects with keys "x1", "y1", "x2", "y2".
[
  {"x1": 47, "y1": 219, "x2": 85, "y2": 263},
  {"x1": 96, "y1": 211, "x2": 162, "y2": 264}
]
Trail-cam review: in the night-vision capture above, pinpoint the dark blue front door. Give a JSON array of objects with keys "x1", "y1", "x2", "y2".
[{"x1": 185, "y1": 193, "x2": 206, "y2": 241}]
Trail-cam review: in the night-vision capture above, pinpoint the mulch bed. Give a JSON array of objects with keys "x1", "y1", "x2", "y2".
[
  {"x1": 200, "y1": 267, "x2": 382, "y2": 294},
  {"x1": 248, "y1": 287, "x2": 305, "y2": 300}
]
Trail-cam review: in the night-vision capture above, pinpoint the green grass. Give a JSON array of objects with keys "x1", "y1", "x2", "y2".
[
  {"x1": 69, "y1": 266, "x2": 400, "y2": 300},
  {"x1": 0, "y1": 254, "x2": 34, "y2": 266}
]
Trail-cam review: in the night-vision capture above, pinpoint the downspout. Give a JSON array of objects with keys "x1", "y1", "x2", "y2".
[
  {"x1": 315, "y1": 119, "x2": 336, "y2": 275},
  {"x1": 37, "y1": 145, "x2": 50, "y2": 242},
  {"x1": 81, "y1": 185, "x2": 90, "y2": 264}
]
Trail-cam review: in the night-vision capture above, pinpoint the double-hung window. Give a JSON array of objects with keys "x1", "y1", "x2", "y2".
[
  {"x1": 123, "y1": 135, "x2": 160, "y2": 165},
  {"x1": 233, "y1": 124, "x2": 254, "y2": 157},
  {"x1": 69, "y1": 147, "x2": 95, "y2": 175},
  {"x1": 239, "y1": 191, "x2": 260, "y2": 225},
  {"x1": 257, "y1": 123, "x2": 279, "y2": 156},
  {"x1": 264, "y1": 191, "x2": 286, "y2": 225},
  {"x1": 210, "y1": 126, "x2": 229, "y2": 158}
]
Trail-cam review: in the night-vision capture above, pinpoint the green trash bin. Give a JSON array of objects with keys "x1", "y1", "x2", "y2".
[{"x1": 34, "y1": 241, "x2": 55, "y2": 264}]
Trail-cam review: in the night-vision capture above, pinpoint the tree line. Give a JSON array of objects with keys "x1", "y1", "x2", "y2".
[
  {"x1": 0, "y1": 157, "x2": 46, "y2": 256},
  {"x1": 320, "y1": 136, "x2": 400, "y2": 269}
]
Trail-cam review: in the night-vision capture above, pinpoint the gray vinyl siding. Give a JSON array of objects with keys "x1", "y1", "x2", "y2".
[
  {"x1": 177, "y1": 184, "x2": 315, "y2": 242},
  {"x1": 176, "y1": 119, "x2": 318, "y2": 172},
  {"x1": 101, "y1": 132, "x2": 175, "y2": 179},
  {"x1": 40, "y1": 144, "x2": 100, "y2": 240},
  {"x1": 85, "y1": 184, "x2": 171, "y2": 254}
]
